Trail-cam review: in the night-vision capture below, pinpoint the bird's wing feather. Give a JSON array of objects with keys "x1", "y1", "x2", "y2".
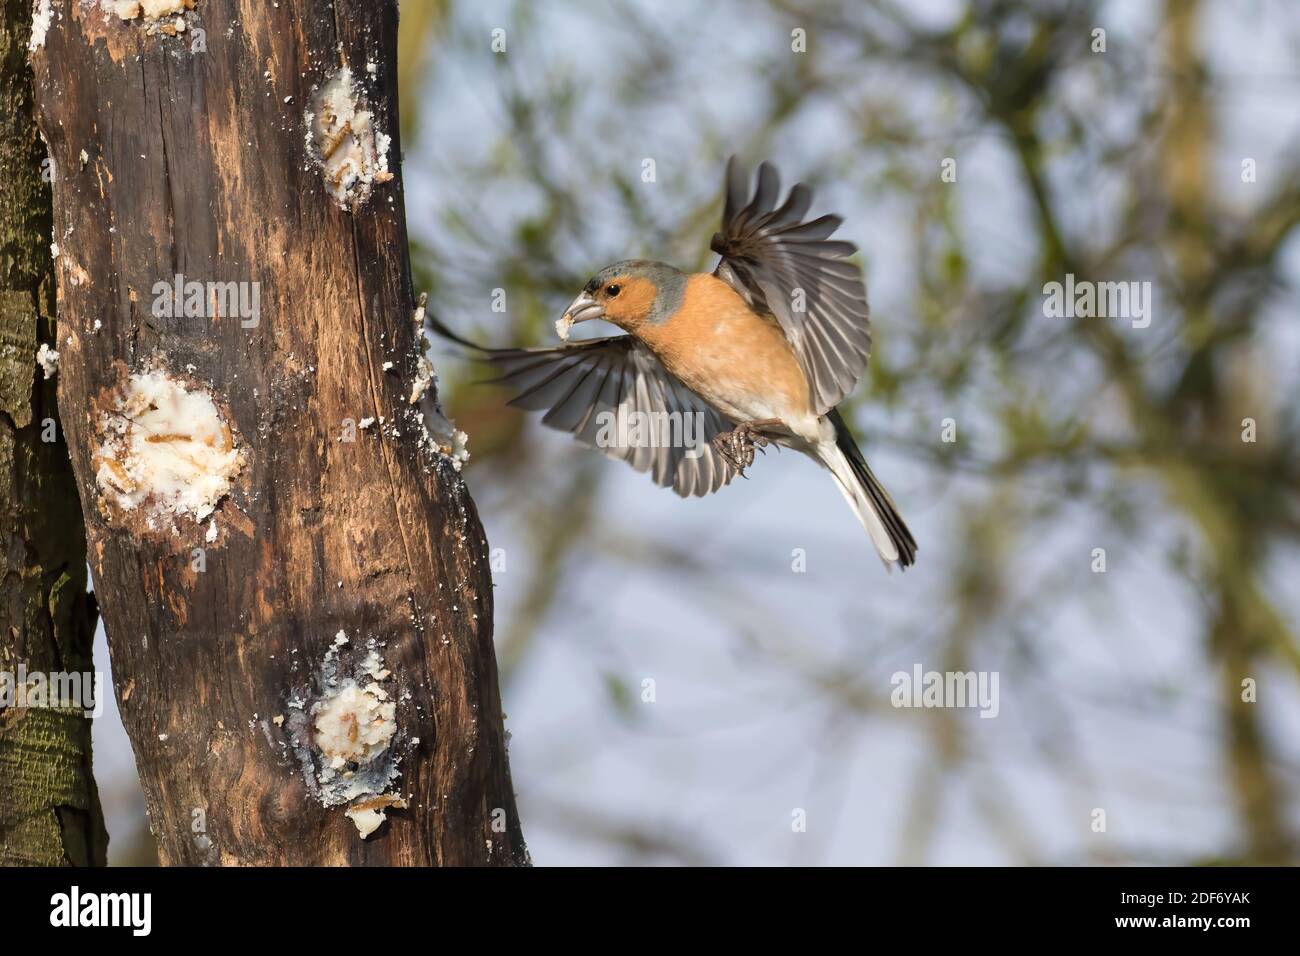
[
  {"x1": 485, "y1": 336, "x2": 740, "y2": 497},
  {"x1": 711, "y1": 157, "x2": 872, "y2": 414}
]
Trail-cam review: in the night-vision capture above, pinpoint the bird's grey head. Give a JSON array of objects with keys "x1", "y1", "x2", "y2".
[{"x1": 558, "y1": 259, "x2": 686, "y2": 336}]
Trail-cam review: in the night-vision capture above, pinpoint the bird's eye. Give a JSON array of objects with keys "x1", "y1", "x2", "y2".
[{"x1": 605, "y1": 284, "x2": 621, "y2": 297}]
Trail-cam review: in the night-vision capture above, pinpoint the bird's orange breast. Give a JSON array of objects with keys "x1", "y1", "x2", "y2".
[{"x1": 636, "y1": 273, "x2": 813, "y2": 421}]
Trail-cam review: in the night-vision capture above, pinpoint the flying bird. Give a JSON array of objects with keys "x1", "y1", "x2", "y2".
[{"x1": 433, "y1": 158, "x2": 917, "y2": 568}]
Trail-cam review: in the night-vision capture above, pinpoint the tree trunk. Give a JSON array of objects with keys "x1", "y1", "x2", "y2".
[
  {"x1": 0, "y1": 0, "x2": 106, "y2": 867},
  {"x1": 29, "y1": 0, "x2": 525, "y2": 866}
]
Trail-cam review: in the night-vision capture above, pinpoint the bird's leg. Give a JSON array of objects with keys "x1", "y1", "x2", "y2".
[{"x1": 712, "y1": 419, "x2": 784, "y2": 475}]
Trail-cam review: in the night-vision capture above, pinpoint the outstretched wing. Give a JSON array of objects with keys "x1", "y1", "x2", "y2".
[
  {"x1": 711, "y1": 157, "x2": 872, "y2": 414},
  {"x1": 484, "y1": 336, "x2": 740, "y2": 498}
]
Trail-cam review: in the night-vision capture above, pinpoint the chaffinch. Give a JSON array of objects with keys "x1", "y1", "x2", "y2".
[{"x1": 434, "y1": 158, "x2": 916, "y2": 569}]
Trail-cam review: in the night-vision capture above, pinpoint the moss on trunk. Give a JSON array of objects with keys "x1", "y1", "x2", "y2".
[{"x1": 0, "y1": 0, "x2": 106, "y2": 867}]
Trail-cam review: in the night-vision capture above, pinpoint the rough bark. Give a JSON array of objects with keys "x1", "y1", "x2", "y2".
[
  {"x1": 30, "y1": 0, "x2": 525, "y2": 865},
  {"x1": 0, "y1": 0, "x2": 106, "y2": 866}
]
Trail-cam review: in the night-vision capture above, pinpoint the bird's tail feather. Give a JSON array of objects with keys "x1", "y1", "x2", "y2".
[{"x1": 817, "y1": 409, "x2": 917, "y2": 569}]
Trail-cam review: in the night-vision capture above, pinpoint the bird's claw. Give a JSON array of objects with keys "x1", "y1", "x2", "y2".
[{"x1": 712, "y1": 421, "x2": 773, "y2": 476}]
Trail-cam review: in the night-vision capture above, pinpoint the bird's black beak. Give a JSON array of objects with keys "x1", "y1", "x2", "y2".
[{"x1": 556, "y1": 291, "x2": 605, "y2": 341}]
